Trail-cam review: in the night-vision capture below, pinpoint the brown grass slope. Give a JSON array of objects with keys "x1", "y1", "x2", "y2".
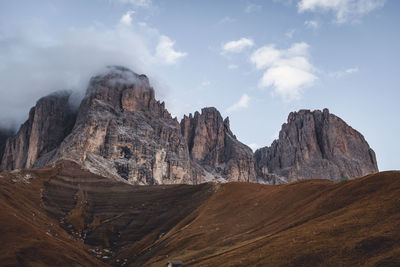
[
  {"x1": 0, "y1": 165, "x2": 106, "y2": 267},
  {"x1": 0, "y1": 160, "x2": 215, "y2": 266},
  {"x1": 0, "y1": 162, "x2": 399, "y2": 267},
  {"x1": 143, "y1": 172, "x2": 400, "y2": 267}
]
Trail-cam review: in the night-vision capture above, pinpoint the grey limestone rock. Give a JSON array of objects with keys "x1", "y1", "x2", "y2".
[{"x1": 255, "y1": 108, "x2": 378, "y2": 183}]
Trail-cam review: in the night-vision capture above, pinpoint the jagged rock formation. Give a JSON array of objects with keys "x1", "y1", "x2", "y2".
[
  {"x1": 0, "y1": 67, "x2": 379, "y2": 185},
  {"x1": 181, "y1": 108, "x2": 256, "y2": 182},
  {"x1": 0, "y1": 91, "x2": 76, "y2": 170},
  {"x1": 255, "y1": 109, "x2": 378, "y2": 183},
  {"x1": 12, "y1": 66, "x2": 255, "y2": 185},
  {"x1": 0, "y1": 66, "x2": 257, "y2": 184},
  {"x1": 39, "y1": 66, "x2": 193, "y2": 185},
  {"x1": 0, "y1": 128, "x2": 14, "y2": 167}
]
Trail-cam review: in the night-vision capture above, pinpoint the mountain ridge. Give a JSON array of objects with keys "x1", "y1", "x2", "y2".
[{"x1": 0, "y1": 66, "x2": 378, "y2": 184}]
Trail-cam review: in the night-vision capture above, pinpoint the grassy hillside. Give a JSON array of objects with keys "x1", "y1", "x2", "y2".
[
  {"x1": 143, "y1": 172, "x2": 400, "y2": 266},
  {"x1": 0, "y1": 162, "x2": 399, "y2": 266}
]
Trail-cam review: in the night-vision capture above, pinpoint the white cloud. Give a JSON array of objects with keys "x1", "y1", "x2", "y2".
[
  {"x1": 222, "y1": 38, "x2": 254, "y2": 53},
  {"x1": 200, "y1": 80, "x2": 211, "y2": 87},
  {"x1": 251, "y1": 45, "x2": 281, "y2": 69},
  {"x1": 0, "y1": 14, "x2": 184, "y2": 126},
  {"x1": 346, "y1": 67, "x2": 359, "y2": 73},
  {"x1": 245, "y1": 3, "x2": 262, "y2": 13},
  {"x1": 226, "y1": 94, "x2": 250, "y2": 113},
  {"x1": 298, "y1": 0, "x2": 385, "y2": 23},
  {"x1": 304, "y1": 20, "x2": 319, "y2": 29},
  {"x1": 250, "y1": 42, "x2": 317, "y2": 101},
  {"x1": 120, "y1": 10, "x2": 135, "y2": 26},
  {"x1": 330, "y1": 66, "x2": 359, "y2": 78},
  {"x1": 228, "y1": 64, "x2": 239, "y2": 69},
  {"x1": 155, "y1": 35, "x2": 187, "y2": 65},
  {"x1": 285, "y1": 29, "x2": 296, "y2": 38},
  {"x1": 116, "y1": 0, "x2": 152, "y2": 8},
  {"x1": 219, "y1": 16, "x2": 236, "y2": 24},
  {"x1": 273, "y1": 0, "x2": 295, "y2": 5}
]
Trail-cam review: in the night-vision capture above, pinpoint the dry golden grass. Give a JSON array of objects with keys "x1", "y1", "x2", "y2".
[
  {"x1": 0, "y1": 162, "x2": 399, "y2": 267},
  {"x1": 142, "y1": 172, "x2": 400, "y2": 267}
]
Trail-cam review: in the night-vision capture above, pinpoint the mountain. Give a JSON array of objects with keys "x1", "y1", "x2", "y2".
[
  {"x1": 255, "y1": 109, "x2": 378, "y2": 184},
  {"x1": 0, "y1": 66, "x2": 394, "y2": 266},
  {"x1": 180, "y1": 107, "x2": 256, "y2": 183},
  {"x1": 0, "y1": 66, "x2": 378, "y2": 184},
  {"x1": 36, "y1": 66, "x2": 193, "y2": 185},
  {"x1": 0, "y1": 128, "x2": 13, "y2": 166},
  {"x1": 0, "y1": 66, "x2": 256, "y2": 184},
  {"x1": 0, "y1": 91, "x2": 76, "y2": 171},
  {"x1": 0, "y1": 163, "x2": 399, "y2": 266}
]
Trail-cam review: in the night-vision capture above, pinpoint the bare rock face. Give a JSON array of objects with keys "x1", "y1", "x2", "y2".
[
  {"x1": 1, "y1": 66, "x2": 258, "y2": 185},
  {"x1": 181, "y1": 107, "x2": 257, "y2": 182},
  {"x1": 0, "y1": 128, "x2": 14, "y2": 168},
  {"x1": 1, "y1": 67, "x2": 379, "y2": 186},
  {"x1": 255, "y1": 109, "x2": 378, "y2": 183},
  {"x1": 0, "y1": 91, "x2": 76, "y2": 170},
  {"x1": 42, "y1": 66, "x2": 193, "y2": 185}
]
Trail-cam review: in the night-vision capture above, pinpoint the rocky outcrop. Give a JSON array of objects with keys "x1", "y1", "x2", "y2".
[
  {"x1": 181, "y1": 108, "x2": 256, "y2": 182},
  {"x1": 0, "y1": 66, "x2": 379, "y2": 185},
  {"x1": 39, "y1": 66, "x2": 193, "y2": 185},
  {"x1": 0, "y1": 91, "x2": 76, "y2": 170},
  {"x1": 1, "y1": 66, "x2": 257, "y2": 185},
  {"x1": 255, "y1": 109, "x2": 378, "y2": 183},
  {"x1": 0, "y1": 128, "x2": 14, "y2": 168}
]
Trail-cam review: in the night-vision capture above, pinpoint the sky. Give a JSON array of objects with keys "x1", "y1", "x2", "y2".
[{"x1": 0, "y1": 0, "x2": 398, "y2": 171}]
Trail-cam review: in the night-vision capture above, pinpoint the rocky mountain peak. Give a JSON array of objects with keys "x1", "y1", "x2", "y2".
[
  {"x1": 0, "y1": 128, "x2": 14, "y2": 167},
  {"x1": 180, "y1": 107, "x2": 256, "y2": 182},
  {"x1": 255, "y1": 108, "x2": 378, "y2": 183},
  {"x1": 0, "y1": 66, "x2": 379, "y2": 185},
  {"x1": 81, "y1": 66, "x2": 169, "y2": 117},
  {"x1": 1, "y1": 91, "x2": 77, "y2": 170}
]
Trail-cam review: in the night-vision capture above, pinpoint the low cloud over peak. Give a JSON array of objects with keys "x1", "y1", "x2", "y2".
[{"x1": 0, "y1": 12, "x2": 186, "y2": 127}]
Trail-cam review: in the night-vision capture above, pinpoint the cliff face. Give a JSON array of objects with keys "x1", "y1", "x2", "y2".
[
  {"x1": 0, "y1": 67, "x2": 379, "y2": 185},
  {"x1": 41, "y1": 66, "x2": 193, "y2": 185},
  {"x1": 0, "y1": 128, "x2": 14, "y2": 168},
  {"x1": 0, "y1": 92, "x2": 76, "y2": 170},
  {"x1": 0, "y1": 66, "x2": 257, "y2": 185},
  {"x1": 181, "y1": 108, "x2": 256, "y2": 182},
  {"x1": 255, "y1": 109, "x2": 378, "y2": 183}
]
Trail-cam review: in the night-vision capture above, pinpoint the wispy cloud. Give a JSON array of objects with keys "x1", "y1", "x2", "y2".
[
  {"x1": 346, "y1": 67, "x2": 359, "y2": 73},
  {"x1": 285, "y1": 28, "x2": 296, "y2": 38},
  {"x1": 245, "y1": 3, "x2": 262, "y2": 13},
  {"x1": 0, "y1": 13, "x2": 185, "y2": 125},
  {"x1": 228, "y1": 64, "x2": 239, "y2": 70},
  {"x1": 226, "y1": 94, "x2": 250, "y2": 113},
  {"x1": 329, "y1": 66, "x2": 359, "y2": 78},
  {"x1": 115, "y1": 0, "x2": 152, "y2": 8},
  {"x1": 304, "y1": 20, "x2": 319, "y2": 29},
  {"x1": 298, "y1": 0, "x2": 386, "y2": 23},
  {"x1": 250, "y1": 42, "x2": 317, "y2": 101},
  {"x1": 120, "y1": 10, "x2": 135, "y2": 26},
  {"x1": 200, "y1": 80, "x2": 211, "y2": 87},
  {"x1": 155, "y1": 35, "x2": 187, "y2": 65},
  {"x1": 219, "y1": 16, "x2": 236, "y2": 24},
  {"x1": 222, "y1": 38, "x2": 254, "y2": 53}
]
